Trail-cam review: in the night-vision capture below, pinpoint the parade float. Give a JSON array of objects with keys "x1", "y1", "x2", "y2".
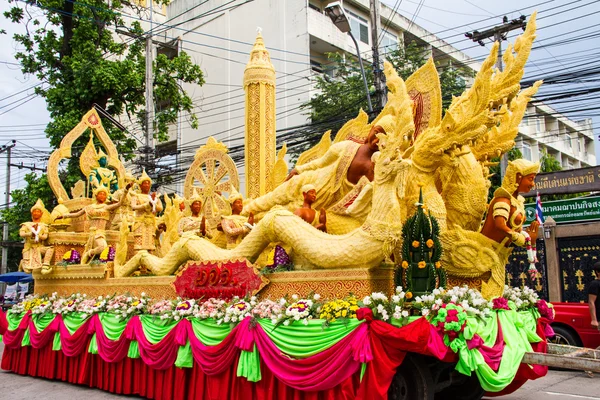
[{"x1": 0, "y1": 13, "x2": 557, "y2": 400}]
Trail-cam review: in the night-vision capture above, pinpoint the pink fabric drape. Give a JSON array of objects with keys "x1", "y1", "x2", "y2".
[
  {"x1": 466, "y1": 316, "x2": 505, "y2": 372},
  {"x1": 129, "y1": 316, "x2": 188, "y2": 370},
  {"x1": 1, "y1": 312, "x2": 30, "y2": 349}
]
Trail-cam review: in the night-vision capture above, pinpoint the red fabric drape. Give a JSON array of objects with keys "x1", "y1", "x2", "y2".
[
  {"x1": 0, "y1": 309, "x2": 7, "y2": 335},
  {"x1": 2, "y1": 344, "x2": 362, "y2": 400},
  {"x1": 355, "y1": 308, "x2": 450, "y2": 400}
]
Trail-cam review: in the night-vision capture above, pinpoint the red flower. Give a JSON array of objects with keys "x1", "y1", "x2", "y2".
[
  {"x1": 446, "y1": 309, "x2": 459, "y2": 323},
  {"x1": 492, "y1": 297, "x2": 510, "y2": 310}
]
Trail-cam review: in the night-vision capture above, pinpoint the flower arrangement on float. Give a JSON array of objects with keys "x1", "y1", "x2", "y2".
[{"x1": 7, "y1": 285, "x2": 548, "y2": 328}]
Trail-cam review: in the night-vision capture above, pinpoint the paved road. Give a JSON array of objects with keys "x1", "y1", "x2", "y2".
[{"x1": 1, "y1": 342, "x2": 598, "y2": 399}]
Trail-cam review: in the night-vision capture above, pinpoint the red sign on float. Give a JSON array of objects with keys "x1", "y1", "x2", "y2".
[{"x1": 173, "y1": 259, "x2": 269, "y2": 301}]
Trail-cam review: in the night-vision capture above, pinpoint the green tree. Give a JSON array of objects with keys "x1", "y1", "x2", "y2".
[
  {"x1": 1, "y1": 0, "x2": 205, "y2": 271},
  {"x1": 295, "y1": 41, "x2": 471, "y2": 158}
]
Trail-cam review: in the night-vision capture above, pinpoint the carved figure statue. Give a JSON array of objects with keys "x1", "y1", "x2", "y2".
[
  {"x1": 243, "y1": 115, "x2": 395, "y2": 217},
  {"x1": 178, "y1": 189, "x2": 211, "y2": 239},
  {"x1": 89, "y1": 148, "x2": 119, "y2": 196},
  {"x1": 110, "y1": 169, "x2": 136, "y2": 230},
  {"x1": 57, "y1": 184, "x2": 131, "y2": 264},
  {"x1": 19, "y1": 199, "x2": 54, "y2": 274},
  {"x1": 220, "y1": 187, "x2": 254, "y2": 249},
  {"x1": 131, "y1": 170, "x2": 163, "y2": 252},
  {"x1": 294, "y1": 184, "x2": 326, "y2": 232},
  {"x1": 114, "y1": 14, "x2": 543, "y2": 290}
]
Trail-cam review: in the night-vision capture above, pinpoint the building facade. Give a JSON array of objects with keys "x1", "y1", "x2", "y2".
[{"x1": 160, "y1": 0, "x2": 594, "y2": 193}]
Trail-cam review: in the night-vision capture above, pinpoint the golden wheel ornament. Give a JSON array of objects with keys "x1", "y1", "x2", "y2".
[{"x1": 184, "y1": 137, "x2": 240, "y2": 227}]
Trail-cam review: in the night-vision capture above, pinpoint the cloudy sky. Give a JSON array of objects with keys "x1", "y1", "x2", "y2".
[{"x1": 0, "y1": 0, "x2": 598, "y2": 199}]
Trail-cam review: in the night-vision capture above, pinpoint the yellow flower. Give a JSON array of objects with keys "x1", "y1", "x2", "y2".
[
  {"x1": 435, "y1": 261, "x2": 441, "y2": 269},
  {"x1": 350, "y1": 305, "x2": 358, "y2": 311},
  {"x1": 412, "y1": 241, "x2": 420, "y2": 248},
  {"x1": 418, "y1": 261, "x2": 426, "y2": 269},
  {"x1": 341, "y1": 309, "x2": 347, "y2": 317},
  {"x1": 426, "y1": 239, "x2": 434, "y2": 248},
  {"x1": 406, "y1": 292, "x2": 413, "y2": 299},
  {"x1": 401, "y1": 260, "x2": 409, "y2": 269}
]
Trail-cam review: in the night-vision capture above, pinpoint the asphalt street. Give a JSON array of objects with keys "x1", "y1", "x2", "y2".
[{"x1": 0, "y1": 342, "x2": 598, "y2": 399}]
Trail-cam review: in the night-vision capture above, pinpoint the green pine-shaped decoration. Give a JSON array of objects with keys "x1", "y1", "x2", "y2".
[{"x1": 396, "y1": 187, "x2": 446, "y2": 297}]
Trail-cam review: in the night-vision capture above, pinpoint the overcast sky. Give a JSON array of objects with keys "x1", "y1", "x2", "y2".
[{"x1": 0, "y1": 0, "x2": 598, "y2": 198}]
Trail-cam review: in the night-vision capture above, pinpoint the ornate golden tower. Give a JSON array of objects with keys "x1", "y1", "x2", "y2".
[{"x1": 243, "y1": 31, "x2": 276, "y2": 199}]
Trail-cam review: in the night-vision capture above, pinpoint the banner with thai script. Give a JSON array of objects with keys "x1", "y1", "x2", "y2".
[{"x1": 525, "y1": 196, "x2": 600, "y2": 224}]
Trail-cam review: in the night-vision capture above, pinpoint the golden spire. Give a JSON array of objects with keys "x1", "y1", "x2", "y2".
[
  {"x1": 243, "y1": 29, "x2": 276, "y2": 198},
  {"x1": 243, "y1": 29, "x2": 275, "y2": 87}
]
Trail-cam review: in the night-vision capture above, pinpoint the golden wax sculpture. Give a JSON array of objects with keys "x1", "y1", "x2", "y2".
[
  {"x1": 244, "y1": 31, "x2": 276, "y2": 199},
  {"x1": 116, "y1": 14, "x2": 542, "y2": 301}
]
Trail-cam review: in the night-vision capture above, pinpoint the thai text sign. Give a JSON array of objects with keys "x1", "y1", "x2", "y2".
[
  {"x1": 523, "y1": 166, "x2": 600, "y2": 197},
  {"x1": 525, "y1": 196, "x2": 600, "y2": 224}
]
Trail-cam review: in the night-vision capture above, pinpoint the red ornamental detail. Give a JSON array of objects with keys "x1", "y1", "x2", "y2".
[
  {"x1": 173, "y1": 259, "x2": 268, "y2": 301},
  {"x1": 87, "y1": 113, "x2": 99, "y2": 127}
]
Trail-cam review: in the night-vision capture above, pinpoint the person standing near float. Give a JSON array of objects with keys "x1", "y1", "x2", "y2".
[{"x1": 588, "y1": 262, "x2": 600, "y2": 332}]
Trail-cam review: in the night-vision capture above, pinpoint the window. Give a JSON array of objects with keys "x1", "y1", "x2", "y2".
[
  {"x1": 345, "y1": 9, "x2": 369, "y2": 44},
  {"x1": 577, "y1": 139, "x2": 582, "y2": 154},
  {"x1": 521, "y1": 142, "x2": 532, "y2": 160},
  {"x1": 567, "y1": 159, "x2": 574, "y2": 169},
  {"x1": 311, "y1": 60, "x2": 323, "y2": 74},
  {"x1": 565, "y1": 134, "x2": 572, "y2": 150},
  {"x1": 536, "y1": 118, "x2": 542, "y2": 132},
  {"x1": 379, "y1": 29, "x2": 398, "y2": 54},
  {"x1": 309, "y1": 3, "x2": 321, "y2": 13}
]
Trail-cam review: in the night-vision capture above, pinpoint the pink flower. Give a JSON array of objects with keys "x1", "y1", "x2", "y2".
[
  {"x1": 536, "y1": 299, "x2": 554, "y2": 321},
  {"x1": 492, "y1": 297, "x2": 510, "y2": 310}
]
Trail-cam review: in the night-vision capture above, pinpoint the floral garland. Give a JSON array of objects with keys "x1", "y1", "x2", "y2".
[
  {"x1": 502, "y1": 285, "x2": 540, "y2": 311},
  {"x1": 8, "y1": 286, "x2": 546, "y2": 329}
]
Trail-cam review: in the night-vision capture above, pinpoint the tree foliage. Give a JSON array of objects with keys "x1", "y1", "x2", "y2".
[
  {"x1": 295, "y1": 42, "x2": 470, "y2": 158},
  {"x1": 1, "y1": 0, "x2": 205, "y2": 271}
]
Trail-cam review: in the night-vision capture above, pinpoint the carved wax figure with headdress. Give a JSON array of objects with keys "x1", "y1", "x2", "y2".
[
  {"x1": 477, "y1": 158, "x2": 541, "y2": 296},
  {"x1": 110, "y1": 169, "x2": 136, "y2": 230},
  {"x1": 58, "y1": 183, "x2": 131, "y2": 264},
  {"x1": 178, "y1": 188, "x2": 212, "y2": 238},
  {"x1": 19, "y1": 199, "x2": 54, "y2": 274},
  {"x1": 243, "y1": 115, "x2": 395, "y2": 216},
  {"x1": 89, "y1": 148, "x2": 119, "y2": 196},
  {"x1": 220, "y1": 187, "x2": 254, "y2": 249},
  {"x1": 131, "y1": 170, "x2": 163, "y2": 252}
]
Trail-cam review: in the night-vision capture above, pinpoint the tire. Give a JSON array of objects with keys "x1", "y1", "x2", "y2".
[
  {"x1": 549, "y1": 325, "x2": 581, "y2": 347},
  {"x1": 388, "y1": 354, "x2": 434, "y2": 400},
  {"x1": 434, "y1": 372, "x2": 484, "y2": 400}
]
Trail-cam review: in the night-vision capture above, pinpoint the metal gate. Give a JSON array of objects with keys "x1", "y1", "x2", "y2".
[
  {"x1": 506, "y1": 239, "x2": 549, "y2": 300},
  {"x1": 557, "y1": 236, "x2": 600, "y2": 303}
]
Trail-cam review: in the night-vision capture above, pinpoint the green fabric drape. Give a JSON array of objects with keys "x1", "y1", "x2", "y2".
[
  {"x1": 190, "y1": 318, "x2": 232, "y2": 346},
  {"x1": 237, "y1": 344, "x2": 262, "y2": 382},
  {"x1": 257, "y1": 319, "x2": 362, "y2": 358},
  {"x1": 140, "y1": 315, "x2": 179, "y2": 344},
  {"x1": 175, "y1": 341, "x2": 193, "y2": 368},
  {"x1": 52, "y1": 312, "x2": 90, "y2": 351}
]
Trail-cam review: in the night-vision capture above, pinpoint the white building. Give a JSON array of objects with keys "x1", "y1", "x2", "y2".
[{"x1": 160, "y1": 0, "x2": 594, "y2": 193}]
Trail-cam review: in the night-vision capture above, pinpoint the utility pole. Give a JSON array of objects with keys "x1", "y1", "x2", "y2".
[
  {"x1": 145, "y1": 0, "x2": 155, "y2": 168},
  {"x1": 466, "y1": 15, "x2": 527, "y2": 179},
  {"x1": 0, "y1": 140, "x2": 16, "y2": 276},
  {"x1": 370, "y1": 0, "x2": 386, "y2": 111}
]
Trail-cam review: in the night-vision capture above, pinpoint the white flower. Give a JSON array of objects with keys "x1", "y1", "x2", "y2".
[
  {"x1": 401, "y1": 310, "x2": 409, "y2": 318},
  {"x1": 392, "y1": 295, "x2": 400, "y2": 303},
  {"x1": 303, "y1": 318, "x2": 309, "y2": 326},
  {"x1": 291, "y1": 294, "x2": 299, "y2": 300},
  {"x1": 362, "y1": 296, "x2": 372, "y2": 306},
  {"x1": 421, "y1": 308, "x2": 430, "y2": 316},
  {"x1": 283, "y1": 320, "x2": 290, "y2": 326},
  {"x1": 313, "y1": 294, "x2": 321, "y2": 300}
]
